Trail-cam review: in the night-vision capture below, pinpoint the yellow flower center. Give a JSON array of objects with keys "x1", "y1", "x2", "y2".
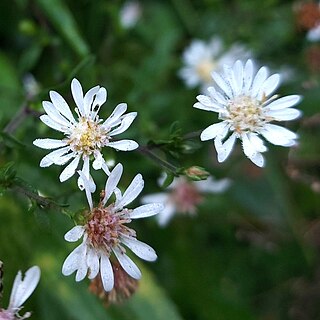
[
  {"x1": 67, "y1": 118, "x2": 109, "y2": 155},
  {"x1": 196, "y1": 59, "x2": 216, "y2": 82},
  {"x1": 223, "y1": 95, "x2": 273, "y2": 134}
]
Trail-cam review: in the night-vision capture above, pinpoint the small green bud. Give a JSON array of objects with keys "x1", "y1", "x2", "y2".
[{"x1": 184, "y1": 166, "x2": 210, "y2": 181}]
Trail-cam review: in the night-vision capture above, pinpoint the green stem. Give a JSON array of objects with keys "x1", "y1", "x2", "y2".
[{"x1": 137, "y1": 145, "x2": 179, "y2": 175}]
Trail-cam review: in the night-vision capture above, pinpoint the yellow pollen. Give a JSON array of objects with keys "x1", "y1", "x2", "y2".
[
  {"x1": 67, "y1": 118, "x2": 108, "y2": 155},
  {"x1": 196, "y1": 59, "x2": 216, "y2": 82},
  {"x1": 224, "y1": 95, "x2": 271, "y2": 133}
]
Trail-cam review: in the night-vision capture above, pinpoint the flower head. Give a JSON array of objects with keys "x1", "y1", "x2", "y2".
[
  {"x1": 194, "y1": 59, "x2": 302, "y2": 167},
  {"x1": 179, "y1": 37, "x2": 250, "y2": 92},
  {"x1": 142, "y1": 175, "x2": 231, "y2": 226},
  {"x1": 62, "y1": 164, "x2": 163, "y2": 292},
  {"x1": 89, "y1": 261, "x2": 139, "y2": 306},
  {"x1": 33, "y1": 79, "x2": 138, "y2": 192},
  {"x1": 0, "y1": 266, "x2": 41, "y2": 320}
]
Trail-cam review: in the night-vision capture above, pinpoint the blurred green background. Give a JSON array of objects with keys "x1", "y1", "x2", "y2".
[{"x1": 0, "y1": 0, "x2": 320, "y2": 319}]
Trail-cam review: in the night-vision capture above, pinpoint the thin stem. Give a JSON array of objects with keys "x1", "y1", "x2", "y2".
[
  {"x1": 13, "y1": 182, "x2": 67, "y2": 210},
  {"x1": 137, "y1": 145, "x2": 179, "y2": 174},
  {"x1": 3, "y1": 102, "x2": 42, "y2": 135}
]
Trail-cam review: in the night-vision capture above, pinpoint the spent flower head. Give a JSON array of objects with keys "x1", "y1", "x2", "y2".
[
  {"x1": 0, "y1": 265, "x2": 40, "y2": 320},
  {"x1": 142, "y1": 174, "x2": 231, "y2": 226},
  {"x1": 89, "y1": 261, "x2": 139, "y2": 306},
  {"x1": 62, "y1": 163, "x2": 163, "y2": 292},
  {"x1": 33, "y1": 79, "x2": 138, "y2": 192},
  {"x1": 194, "y1": 59, "x2": 302, "y2": 167},
  {"x1": 179, "y1": 37, "x2": 251, "y2": 92}
]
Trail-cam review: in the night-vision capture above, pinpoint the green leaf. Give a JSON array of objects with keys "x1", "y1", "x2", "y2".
[
  {"x1": 0, "y1": 161, "x2": 16, "y2": 184},
  {"x1": 0, "y1": 131, "x2": 25, "y2": 149},
  {"x1": 160, "y1": 172, "x2": 175, "y2": 189},
  {"x1": 36, "y1": 0, "x2": 90, "y2": 57}
]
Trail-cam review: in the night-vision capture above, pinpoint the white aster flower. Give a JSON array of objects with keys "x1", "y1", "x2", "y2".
[
  {"x1": 0, "y1": 266, "x2": 41, "y2": 320},
  {"x1": 62, "y1": 163, "x2": 163, "y2": 292},
  {"x1": 179, "y1": 37, "x2": 251, "y2": 92},
  {"x1": 119, "y1": 1, "x2": 142, "y2": 29},
  {"x1": 193, "y1": 59, "x2": 302, "y2": 167},
  {"x1": 33, "y1": 78, "x2": 138, "y2": 192},
  {"x1": 141, "y1": 175, "x2": 231, "y2": 227}
]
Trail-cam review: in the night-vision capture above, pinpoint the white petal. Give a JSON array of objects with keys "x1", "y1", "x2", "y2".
[
  {"x1": 243, "y1": 59, "x2": 254, "y2": 93},
  {"x1": 251, "y1": 66, "x2": 268, "y2": 98},
  {"x1": 242, "y1": 134, "x2": 265, "y2": 167},
  {"x1": 103, "y1": 103, "x2": 128, "y2": 129},
  {"x1": 249, "y1": 152, "x2": 264, "y2": 167},
  {"x1": 49, "y1": 91, "x2": 76, "y2": 124},
  {"x1": 108, "y1": 140, "x2": 139, "y2": 151},
  {"x1": 247, "y1": 133, "x2": 267, "y2": 153},
  {"x1": 212, "y1": 72, "x2": 233, "y2": 98},
  {"x1": 40, "y1": 115, "x2": 67, "y2": 132},
  {"x1": 64, "y1": 225, "x2": 85, "y2": 242},
  {"x1": 214, "y1": 133, "x2": 237, "y2": 162},
  {"x1": 109, "y1": 112, "x2": 137, "y2": 136},
  {"x1": 78, "y1": 170, "x2": 93, "y2": 210},
  {"x1": 130, "y1": 203, "x2": 164, "y2": 219},
  {"x1": 231, "y1": 60, "x2": 244, "y2": 95},
  {"x1": 193, "y1": 101, "x2": 221, "y2": 112},
  {"x1": 83, "y1": 86, "x2": 100, "y2": 116},
  {"x1": 113, "y1": 247, "x2": 141, "y2": 279},
  {"x1": 78, "y1": 156, "x2": 96, "y2": 193},
  {"x1": 259, "y1": 74, "x2": 280, "y2": 98},
  {"x1": 54, "y1": 153, "x2": 74, "y2": 166},
  {"x1": 33, "y1": 138, "x2": 67, "y2": 150},
  {"x1": 87, "y1": 248, "x2": 100, "y2": 280},
  {"x1": 195, "y1": 176, "x2": 231, "y2": 193},
  {"x1": 200, "y1": 122, "x2": 229, "y2": 141},
  {"x1": 92, "y1": 151, "x2": 105, "y2": 170},
  {"x1": 195, "y1": 95, "x2": 221, "y2": 111},
  {"x1": 260, "y1": 124, "x2": 298, "y2": 146},
  {"x1": 156, "y1": 204, "x2": 176, "y2": 227},
  {"x1": 267, "y1": 95, "x2": 301, "y2": 110},
  {"x1": 266, "y1": 108, "x2": 302, "y2": 121},
  {"x1": 59, "y1": 156, "x2": 81, "y2": 182},
  {"x1": 140, "y1": 193, "x2": 169, "y2": 204},
  {"x1": 42, "y1": 101, "x2": 72, "y2": 127},
  {"x1": 115, "y1": 173, "x2": 144, "y2": 210},
  {"x1": 91, "y1": 87, "x2": 107, "y2": 117},
  {"x1": 100, "y1": 255, "x2": 114, "y2": 292},
  {"x1": 39, "y1": 146, "x2": 70, "y2": 167},
  {"x1": 71, "y1": 78, "x2": 84, "y2": 115},
  {"x1": 121, "y1": 236, "x2": 157, "y2": 261},
  {"x1": 103, "y1": 163, "x2": 123, "y2": 205},
  {"x1": 75, "y1": 256, "x2": 88, "y2": 282},
  {"x1": 8, "y1": 266, "x2": 40, "y2": 310},
  {"x1": 62, "y1": 243, "x2": 86, "y2": 276}
]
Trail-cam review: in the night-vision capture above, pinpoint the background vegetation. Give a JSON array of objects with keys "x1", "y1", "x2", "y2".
[{"x1": 0, "y1": 0, "x2": 320, "y2": 319}]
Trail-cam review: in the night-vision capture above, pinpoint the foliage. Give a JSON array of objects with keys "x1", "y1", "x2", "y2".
[{"x1": 0, "y1": 0, "x2": 320, "y2": 319}]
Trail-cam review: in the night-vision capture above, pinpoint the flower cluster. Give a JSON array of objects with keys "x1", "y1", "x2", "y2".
[
  {"x1": 194, "y1": 59, "x2": 302, "y2": 167},
  {"x1": 142, "y1": 175, "x2": 231, "y2": 226},
  {"x1": 179, "y1": 37, "x2": 251, "y2": 92},
  {"x1": 33, "y1": 79, "x2": 138, "y2": 192},
  {"x1": 32, "y1": 56, "x2": 302, "y2": 302},
  {"x1": 62, "y1": 164, "x2": 163, "y2": 291},
  {"x1": 33, "y1": 79, "x2": 164, "y2": 295}
]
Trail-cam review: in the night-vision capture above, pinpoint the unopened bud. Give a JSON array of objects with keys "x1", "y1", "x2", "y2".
[{"x1": 184, "y1": 166, "x2": 210, "y2": 181}]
